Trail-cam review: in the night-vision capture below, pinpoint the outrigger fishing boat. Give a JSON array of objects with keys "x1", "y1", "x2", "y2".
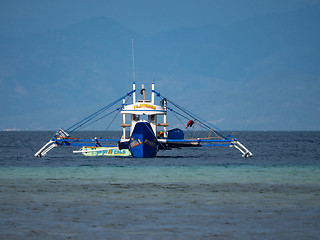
[{"x1": 35, "y1": 81, "x2": 253, "y2": 158}]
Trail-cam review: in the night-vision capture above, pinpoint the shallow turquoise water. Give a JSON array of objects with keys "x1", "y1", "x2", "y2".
[
  {"x1": 1, "y1": 165, "x2": 320, "y2": 239},
  {"x1": 1, "y1": 131, "x2": 320, "y2": 239},
  {"x1": 1, "y1": 165, "x2": 320, "y2": 184}
]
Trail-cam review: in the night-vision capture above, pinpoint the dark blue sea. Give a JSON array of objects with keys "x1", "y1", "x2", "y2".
[{"x1": 1, "y1": 131, "x2": 320, "y2": 239}]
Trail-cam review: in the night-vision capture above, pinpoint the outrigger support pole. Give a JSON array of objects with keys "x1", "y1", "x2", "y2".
[
  {"x1": 34, "y1": 140, "x2": 57, "y2": 158},
  {"x1": 231, "y1": 141, "x2": 253, "y2": 157},
  {"x1": 34, "y1": 128, "x2": 69, "y2": 158}
]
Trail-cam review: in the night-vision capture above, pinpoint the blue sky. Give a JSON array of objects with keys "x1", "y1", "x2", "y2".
[{"x1": 1, "y1": 0, "x2": 320, "y2": 131}]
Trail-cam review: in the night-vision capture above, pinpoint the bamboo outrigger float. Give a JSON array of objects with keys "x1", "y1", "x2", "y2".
[{"x1": 35, "y1": 81, "x2": 253, "y2": 158}]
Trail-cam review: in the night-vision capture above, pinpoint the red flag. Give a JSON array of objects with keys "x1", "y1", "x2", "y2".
[{"x1": 186, "y1": 120, "x2": 194, "y2": 129}]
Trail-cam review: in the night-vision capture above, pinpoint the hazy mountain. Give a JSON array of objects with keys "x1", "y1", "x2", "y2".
[{"x1": 1, "y1": 4, "x2": 319, "y2": 130}]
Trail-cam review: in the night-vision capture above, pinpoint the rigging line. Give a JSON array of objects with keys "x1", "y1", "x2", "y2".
[
  {"x1": 155, "y1": 91, "x2": 209, "y2": 125},
  {"x1": 157, "y1": 94, "x2": 212, "y2": 136},
  {"x1": 69, "y1": 109, "x2": 114, "y2": 133},
  {"x1": 170, "y1": 108, "x2": 187, "y2": 127},
  {"x1": 191, "y1": 121, "x2": 198, "y2": 139},
  {"x1": 168, "y1": 107, "x2": 190, "y2": 121},
  {"x1": 71, "y1": 93, "x2": 133, "y2": 134},
  {"x1": 207, "y1": 127, "x2": 221, "y2": 139},
  {"x1": 73, "y1": 108, "x2": 120, "y2": 132},
  {"x1": 67, "y1": 91, "x2": 134, "y2": 133},
  {"x1": 168, "y1": 108, "x2": 193, "y2": 137},
  {"x1": 122, "y1": 94, "x2": 133, "y2": 107},
  {"x1": 68, "y1": 98, "x2": 123, "y2": 132},
  {"x1": 154, "y1": 91, "x2": 233, "y2": 140},
  {"x1": 168, "y1": 107, "x2": 219, "y2": 138},
  {"x1": 105, "y1": 108, "x2": 121, "y2": 132},
  {"x1": 67, "y1": 100, "x2": 117, "y2": 132},
  {"x1": 67, "y1": 91, "x2": 134, "y2": 132},
  {"x1": 166, "y1": 98, "x2": 234, "y2": 140}
]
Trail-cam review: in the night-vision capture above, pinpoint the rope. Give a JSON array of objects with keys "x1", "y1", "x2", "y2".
[
  {"x1": 66, "y1": 90, "x2": 134, "y2": 133},
  {"x1": 153, "y1": 90, "x2": 235, "y2": 140},
  {"x1": 103, "y1": 93, "x2": 133, "y2": 132},
  {"x1": 168, "y1": 108, "x2": 193, "y2": 137},
  {"x1": 75, "y1": 108, "x2": 121, "y2": 132},
  {"x1": 105, "y1": 108, "x2": 121, "y2": 131},
  {"x1": 191, "y1": 121, "x2": 199, "y2": 139},
  {"x1": 167, "y1": 99, "x2": 225, "y2": 136}
]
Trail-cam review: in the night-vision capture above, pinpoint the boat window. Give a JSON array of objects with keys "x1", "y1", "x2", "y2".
[
  {"x1": 133, "y1": 114, "x2": 140, "y2": 121},
  {"x1": 149, "y1": 115, "x2": 156, "y2": 122},
  {"x1": 140, "y1": 115, "x2": 148, "y2": 121}
]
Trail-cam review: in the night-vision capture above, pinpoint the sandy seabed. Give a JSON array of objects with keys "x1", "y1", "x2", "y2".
[{"x1": 1, "y1": 178, "x2": 319, "y2": 240}]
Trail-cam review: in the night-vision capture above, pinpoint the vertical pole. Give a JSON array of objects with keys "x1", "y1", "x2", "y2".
[
  {"x1": 163, "y1": 99, "x2": 167, "y2": 137},
  {"x1": 132, "y1": 39, "x2": 135, "y2": 83},
  {"x1": 122, "y1": 114, "x2": 126, "y2": 139},
  {"x1": 133, "y1": 82, "x2": 136, "y2": 104},
  {"x1": 132, "y1": 39, "x2": 136, "y2": 104},
  {"x1": 152, "y1": 81, "x2": 155, "y2": 104},
  {"x1": 122, "y1": 98, "x2": 126, "y2": 139}
]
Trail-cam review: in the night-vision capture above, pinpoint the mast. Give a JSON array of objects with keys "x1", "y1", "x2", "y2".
[
  {"x1": 132, "y1": 39, "x2": 135, "y2": 83},
  {"x1": 132, "y1": 39, "x2": 136, "y2": 104}
]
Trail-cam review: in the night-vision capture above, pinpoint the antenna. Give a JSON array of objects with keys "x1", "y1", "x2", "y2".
[{"x1": 131, "y1": 39, "x2": 135, "y2": 83}]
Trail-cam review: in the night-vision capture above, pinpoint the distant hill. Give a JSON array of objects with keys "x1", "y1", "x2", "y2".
[{"x1": 1, "y1": 4, "x2": 320, "y2": 130}]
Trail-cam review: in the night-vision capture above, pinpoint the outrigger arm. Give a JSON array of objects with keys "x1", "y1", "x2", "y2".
[
  {"x1": 231, "y1": 140, "x2": 253, "y2": 157},
  {"x1": 157, "y1": 138, "x2": 253, "y2": 157},
  {"x1": 34, "y1": 140, "x2": 57, "y2": 158},
  {"x1": 34, "y1": 128, "x2": 69, "y2": 158},
  {"x1": 34, "y1": 128, "x2": 123, "y2": 158}
]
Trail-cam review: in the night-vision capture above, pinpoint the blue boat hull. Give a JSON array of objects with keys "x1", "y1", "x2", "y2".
[{"x1": 129, "y1": 122, "x2": 158, "y2": 158}]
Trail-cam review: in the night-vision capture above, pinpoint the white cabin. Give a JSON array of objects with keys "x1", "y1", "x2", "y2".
[{"x1": 120, "y1": 82, "x2": 169, "y2": 139}]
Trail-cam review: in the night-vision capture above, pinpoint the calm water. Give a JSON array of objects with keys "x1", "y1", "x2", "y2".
[{"x1": 1, "y1": 131, "x2": 320, "y2": 239}]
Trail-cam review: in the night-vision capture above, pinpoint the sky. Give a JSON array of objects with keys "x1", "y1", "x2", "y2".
[{"x1": 1, "y1": 0, "x2": 320, "y2": 131}]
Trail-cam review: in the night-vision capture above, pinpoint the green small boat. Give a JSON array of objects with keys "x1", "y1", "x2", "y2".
[{"x1": 73, "y1": 147, "x2": 131, "y2": 157}]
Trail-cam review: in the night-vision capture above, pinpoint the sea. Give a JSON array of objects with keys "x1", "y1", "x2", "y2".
[{"x1": 0, "y1": 131, "x2": 319, "y2": 240}]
